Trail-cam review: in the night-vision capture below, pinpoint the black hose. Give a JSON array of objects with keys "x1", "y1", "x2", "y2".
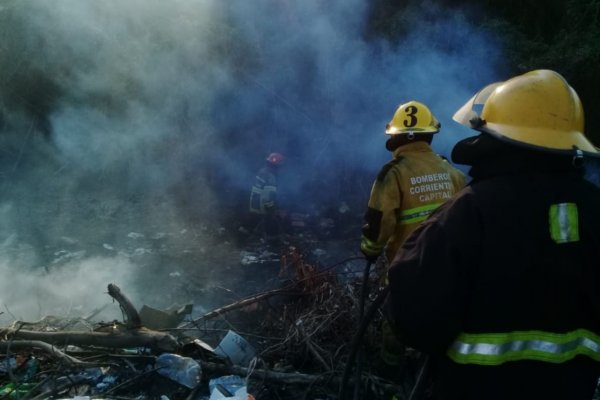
[
  {"x1": 408, "y1": 356, "x2": 429, "y2": 400},
  {"x1": 358, "y1": 260, "x2": 373, "y2": 321},
  {"x1": 352, "y1": 260, "x2": 373, "y2": 400},
  {"x1": 338, "y1": 285, "x2": 390, "y2": 399},
  {"x1": 408, "y1": 355, "x2": 430, "y2": 400}
]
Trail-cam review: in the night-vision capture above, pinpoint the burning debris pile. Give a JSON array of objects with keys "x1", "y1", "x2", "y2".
[{"x1": 0, "y1": 247, "x2": 421, "y2": 400}]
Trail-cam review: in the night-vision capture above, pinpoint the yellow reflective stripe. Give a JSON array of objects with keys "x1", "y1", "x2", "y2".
[
  {"x1": 360, "y1": 236, "x2": 382, "y2": 256},
  {"x1": 447, "y1": 329, "x2": 600, "y2": 365},
  {"x1": 549, "y1": 203, "x2": 579, "y2": 243},
  {"x1": 399, "y1": 203, "x2": 441, "y2": 224}
]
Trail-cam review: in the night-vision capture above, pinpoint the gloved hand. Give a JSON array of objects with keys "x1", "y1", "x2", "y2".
[{"x1": 361, "y1": 249, "x2": 379, "y2": 263}]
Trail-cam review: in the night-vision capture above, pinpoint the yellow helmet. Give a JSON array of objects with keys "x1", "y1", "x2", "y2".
[
  {"x1": 386, "y1": 100, "x2": 440, "y2": 135},
  {"x1": 453, "y1": 69, "x2": 598, "y2": 155}
]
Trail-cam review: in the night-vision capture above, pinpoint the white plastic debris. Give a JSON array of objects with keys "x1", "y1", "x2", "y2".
[
  {"x1": 208, "y1": 375, "x2": 247, "y2": 400},
  {"x1": 214, "y1": 330, "x2": 256, "y2": 367},
  {"x1": 155, "y1": 353, "x2": 201, "y2": 389}
]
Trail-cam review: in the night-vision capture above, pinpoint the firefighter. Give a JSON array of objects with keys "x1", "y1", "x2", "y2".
[
  {"x1": 387, "y1": 70, "x2": 600, "y2": 399},
  {"x1": 249, "y1": 152, "x2": 284, "y2": 242},
  {"x1": 360, "y1": 101, "x2": 465, "y2": 366},
  {"x1": 360, "y1": 101, "x2": 465, "y2": 264}
]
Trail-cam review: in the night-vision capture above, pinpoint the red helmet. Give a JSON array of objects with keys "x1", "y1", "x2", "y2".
[{"x1": 266, "y1": 152, "x2": 284, "y2": 165}]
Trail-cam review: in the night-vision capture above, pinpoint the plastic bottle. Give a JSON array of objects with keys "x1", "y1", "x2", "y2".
[
  {"x1": 155, "y1": 353, "x2": 201, "y2": 389},
  {"x1": 208, "y1": 375, "x2": 247, "y2": 399}
]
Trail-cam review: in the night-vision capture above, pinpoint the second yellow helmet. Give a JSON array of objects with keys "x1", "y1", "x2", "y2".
[{"x1": 453, "y1": 69, "x2": 598, "y2": 154}]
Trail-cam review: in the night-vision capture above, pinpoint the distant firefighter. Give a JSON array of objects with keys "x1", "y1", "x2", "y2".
[
  {"x1": 387, "y1": 70, "x2": 600, "y2": 399},
  {"x1": 249, "y1": 152, "x2": 284, "y2": 241}
]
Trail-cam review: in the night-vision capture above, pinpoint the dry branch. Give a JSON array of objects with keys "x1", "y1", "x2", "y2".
[
  {"x1": 180, "y1": 287, "x2": 301, "y2": 328},
  {"x1": 107, "y1": 283, "x2": 142, "y2": 329},
  {"x1": 0, "y1": 340, "x2": 100, "y2": 367},
  {"x1": 201, "y1": 361, "x2": 405, "y2": 396},
  {"x1": 1, "y1": 328, "x2": 179, "y2": 353}
]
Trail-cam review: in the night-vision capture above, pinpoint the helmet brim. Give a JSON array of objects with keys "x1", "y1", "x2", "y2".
[
  {"x1": 453, "y1": 83, "x2": 502, "y2": 127},
  {"x1": 481, "y1": 123, "x2": 599, "y2": 155}
]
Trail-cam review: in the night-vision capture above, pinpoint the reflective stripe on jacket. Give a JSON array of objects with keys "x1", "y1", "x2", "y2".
[
  {"x1": 249, "y1": 167, "x2": 277, "y2": 214},
  {"x1": 448, "y1": 329, "x2": 600, "y2": 365}
]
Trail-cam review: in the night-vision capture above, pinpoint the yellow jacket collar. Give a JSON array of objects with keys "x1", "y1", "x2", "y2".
[{"x1": 392, "y1": 141, "x2": 433, "y2": 158}]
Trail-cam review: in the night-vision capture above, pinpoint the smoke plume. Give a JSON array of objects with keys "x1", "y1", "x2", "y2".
[{"x1": 0, "y1": 0, "x2": 502, "y2": 321}]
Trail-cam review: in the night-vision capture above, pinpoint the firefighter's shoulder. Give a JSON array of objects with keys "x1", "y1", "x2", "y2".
[{"x1": 376, "y1": 157, "x2": 404, "y2": 182}]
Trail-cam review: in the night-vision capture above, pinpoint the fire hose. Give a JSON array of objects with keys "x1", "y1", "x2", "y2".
[
  {"x1": 352, "y1": 260, "x2": 373, "y2": 400},
  {"x1": 338, "y1": 261, "x2": 431, "y2": 400},
  {"x1": 338, "y1": 279, "x2": 389, "y2": 399}
]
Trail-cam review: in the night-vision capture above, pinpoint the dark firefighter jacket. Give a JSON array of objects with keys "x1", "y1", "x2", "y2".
[
  {"x1": 387, "y1": 151, "x2": 600, "y2": 400},
  {"x1": 249, "y1": 166, "x2": 277, "y2": 214},
  {"x1": 360, "y1": 141, "x2": 465, "y2": 262}
]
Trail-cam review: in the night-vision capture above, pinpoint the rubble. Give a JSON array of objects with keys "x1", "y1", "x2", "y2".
[
  {"x1": 0, "y1": 245, "x2": 418, "y2": 400},
  {"x1": 9, "y1": 201, "x2": 570, "y2": 399}
]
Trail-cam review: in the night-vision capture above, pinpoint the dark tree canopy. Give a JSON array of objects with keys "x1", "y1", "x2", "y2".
[{"x1": 367, "y1": 0, "x2": 600, "y2": 145}]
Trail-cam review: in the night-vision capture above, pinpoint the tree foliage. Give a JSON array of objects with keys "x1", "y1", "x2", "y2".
[{"x1": 367, "y1": 0, "x2": 600, "y2": 145}]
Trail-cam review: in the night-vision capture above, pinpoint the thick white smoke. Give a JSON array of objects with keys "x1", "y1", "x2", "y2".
[{"x1": 0, "y1": 0, "x2": 502, "y2": 322}]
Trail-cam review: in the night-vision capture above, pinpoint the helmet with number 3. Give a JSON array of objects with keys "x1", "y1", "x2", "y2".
[{"x1": 386, "y1": 100, "x2": 441, "y2": 135}]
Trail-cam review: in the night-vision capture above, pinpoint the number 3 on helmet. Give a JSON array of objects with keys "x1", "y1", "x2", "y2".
[{"x1": 385, "y1": 100, "x2": 441, "y2": 136}]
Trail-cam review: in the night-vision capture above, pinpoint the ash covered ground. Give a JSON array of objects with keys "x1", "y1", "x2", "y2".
[{"x1": 0, "y1": 174, "x2": 366, "y2": 328}]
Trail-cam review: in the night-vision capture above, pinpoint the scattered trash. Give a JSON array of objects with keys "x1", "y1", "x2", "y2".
[
  {"x1": 0, "y1": 382, "x2": 37, "y2": 398},
  {"x1": 0, "y1": 357, "x2": 16, "y2": 374},
  {"x1": 240, "y1": 251, "x2": 279, "y2": 266},
  {"x1": 312, "y1": 248, "x2": 327, "y2": 257},
  {"x1": 214, "y1": 331, "x2": 256, "y2": 367},
  {"x1": 51, "y1": 250, "x2": 86, "y2": 264},
  {"x1": 241, "y1": 253, "x2": 258, "y2": 265},
  {"x1": 139, "y1": 303, "x2": 193, "y2": 330},
  {"x1": 318, "y1": 218, "x2": 335, "y2": 230},
  {"x1": 95, "y1": 373, "x2": 117, "y2": 391},
  {"x1": 155, "y1": 353, "x2": 202, "y2": 389},
  {"x1": 338, "y1": 201, "x2": 350, "y2": 214},
  {"x1": 0, "y1": 241, "x2": 397, "y2": 400},
  {"x1": 208, "y1": 375, "x2": 250, "y2": 400},
  {"x1": 290, "y1": 213, "x2": 309, "y2": 228},
  {"x1": 133, "y1": 248, "x2": 151, "y2": 255}
]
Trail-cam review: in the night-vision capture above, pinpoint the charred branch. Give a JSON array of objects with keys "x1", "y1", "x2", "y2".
[
  {"x1": 107, "y1": 283, "x2": 142, "y2": 329},
  {"x1": 0, "y1": 328, "x2": 179, "y2": 353},
  {"x1": 0, "y1": 340, "x2": 102, "y2": 367},
  {"x1": 180, "y1": 287, "x2": 302, "y2": 328}
]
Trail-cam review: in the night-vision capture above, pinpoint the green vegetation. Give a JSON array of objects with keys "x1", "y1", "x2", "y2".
[{"x1": 367, "y1": 0, "x2": 600, "y2": 144}]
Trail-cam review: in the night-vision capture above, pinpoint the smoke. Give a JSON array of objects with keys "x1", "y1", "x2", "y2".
[
  {"x1": 0, "y1": 0, "x2": 502, "y2": 321},
  {"x1": 0, "y1": 253, "x2": 139, "y2": 325}
]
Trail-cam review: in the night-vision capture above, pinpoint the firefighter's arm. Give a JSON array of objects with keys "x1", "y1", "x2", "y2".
[
  {"x1": 387, "y1": 193, "x2": 479, "y2": 354},
  {"x1": 360, "y1": 171, "x2": 401, "y2": 260}
]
